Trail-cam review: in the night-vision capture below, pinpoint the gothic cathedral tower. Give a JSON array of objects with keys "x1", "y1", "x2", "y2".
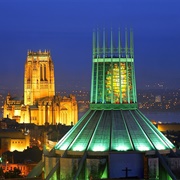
[
  {"x1": 24, "y1": 50, "x2": 55, "y2": 105},
  {"x1": 4, "y1": 50, "x2": 78, "y2": 125}
]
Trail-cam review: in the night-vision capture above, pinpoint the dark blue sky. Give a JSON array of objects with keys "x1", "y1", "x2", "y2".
[{"x1": 0, "y1": 0, "x2": 180, "y2": 93}]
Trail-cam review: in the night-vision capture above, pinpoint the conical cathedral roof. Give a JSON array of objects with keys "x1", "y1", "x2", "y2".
[
  {"x1": 55, "y1": 29, "x2": 175, "y2": 155},
  {"x1": 55, "y1": 109, "x2": 174, "y2": 154}
]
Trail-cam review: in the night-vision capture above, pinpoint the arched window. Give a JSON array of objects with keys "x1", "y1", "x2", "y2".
[
  {"x1": 44, "y1": 64, "x2": 46, "y2": 80},
  {"x1": 40, "y1": 65, "x2": 43, "y2": 80},
  {"x1": 28, "y1": 66, "x2": 31, "y2": 81}
]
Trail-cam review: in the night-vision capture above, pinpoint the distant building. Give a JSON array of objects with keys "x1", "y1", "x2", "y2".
[
  {"x1": 155, "y1": 95, "x2": 161, "y2": 103},
  {"x1": 3, "y1": 50, "x2": 78, "y2": 126},
  {"x1": 0, "y1": 129, "x2": 30, "y2": 154},
  {"x1": 1, "y1": 163, "x2": 36, "y2": 177},
  {"x1": 157, "y1": 123, "x2": 180, "y2": 132}
]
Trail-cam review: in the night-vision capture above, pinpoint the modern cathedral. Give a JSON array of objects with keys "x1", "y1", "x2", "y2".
[{"x1": 3, "y1": 50, "x2": 78, "y2": 125}]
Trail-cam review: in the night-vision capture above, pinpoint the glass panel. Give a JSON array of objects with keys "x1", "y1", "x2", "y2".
[
  {"x1": 92, "y1": 59, "x2": 136, "y2": 105},
  {"x1": 121, "y1": 62, "x2": 127, "y2": 103},
  {"x1": 105, "y1": 62, "x2": 127, "y2": 104},
  {"x1": 133, "y1": 110, "x2": 174, "y2": 150},
  {"x1": 92, "y1": 63, "x2": 97, "y2": 103},
  {"x1": 122, "y1": 111, "x2": 154, "y2": 151},
  {"x1": 88, "y1": 111, "x2": 111, "y2": 151},
  {"x1": 105, "y1": 62, "x2": 111, "y2": 103},
  {"x1": 69, "y1": 111, "x2": 102, "y2": 151},
  {"x1": 97, "y1": 63, "x2": 103, "y2": 103},
  {"x1": 111, "y1": 111, "x2": 133, "y2": 151},
  {"x1": 55, "y1": 111, "x2": 95, "y2": 150}
]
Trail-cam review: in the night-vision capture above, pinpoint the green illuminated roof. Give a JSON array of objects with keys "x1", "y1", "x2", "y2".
[
  {"x1": 55, "y1": 29, "x2": 175, "y2": 155},
  {"x1": 55, "y1": 109, "x2": 175, "y2": 153}
]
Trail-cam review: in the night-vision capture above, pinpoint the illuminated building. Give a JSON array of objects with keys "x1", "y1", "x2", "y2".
[
  {"x1": 0, "y1": 130, "x2": 30, "y2": 154},
  {"x1": 3, "y1": 50, "x2": 78, "y2": 126},
  {"x1": 1, "y1": 162, "x2": 39, "y2": 177},
  {"x1": 24, "y1": 50, "x2": 55, "y2": 105},
  {"x1": 157, "y1": 123, "x2": 180, "y2": 132},
  {"x1": 155, "y1": 95, "x2": 161, "y2": 103},
  {"x1": 28, "y1": 30, "x2": 178, "y2": 180}
]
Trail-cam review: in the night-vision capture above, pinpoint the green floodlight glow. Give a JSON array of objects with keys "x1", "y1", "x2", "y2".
[
  {"x1": 92, "y1": 145, "x2": 106, "y2": 152},
  {"x1": 156, "y1": 144, "x2": 166, "y2": 150},
  {"x1": 72, "y1": 145, "x2": 86, "y2": 151},
  {"x1": 59, "y1": 143, "x2": 70, "y2": 151},
  {"x1": 137, "y1": 145, "x2": 150, "y2": 151},
  {"x1": 115, "y1": 145, "x2": 130, "y2": 151},
  {"x1": 0, "y1": 157, "x2": 2, "y2": 163}
]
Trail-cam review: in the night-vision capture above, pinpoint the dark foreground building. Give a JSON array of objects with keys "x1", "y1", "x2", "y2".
[{"x1": 27, "y1": 30, "x2": 179, "y2": 180}]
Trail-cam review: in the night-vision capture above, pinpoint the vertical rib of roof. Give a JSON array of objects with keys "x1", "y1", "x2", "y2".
[
  {"x1": 68, "y1": 110, "x2": 103, "y2": 152},
  {"x1": 136, "y1": 109, "x2": 175, "y2": 149},
  {"x1": 67, "y1": 110, "x2": 98, "y2": 151},
  {"x1": 121, "y1": 110, "x2": 135, "y2": 150},
  {"x1": 55, "y1": 109, "x2": 95, "y2": 150},
  {"x1": 55, "y1": 109, "x2": 92, "y2": 149},
  {"x1": 129, "y1": 110, "x2": 155, "y2": 150},
  {"x1": 87, "y1": 110, "x2": 105, "y2": 151},
  {"x1": 62, "y1": 111, "x2": 98, "y2": 156}
]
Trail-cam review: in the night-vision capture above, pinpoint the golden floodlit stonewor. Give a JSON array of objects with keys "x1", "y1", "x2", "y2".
[{"x1": 3, "y1": 50, "x2": 78, "y2": 125}]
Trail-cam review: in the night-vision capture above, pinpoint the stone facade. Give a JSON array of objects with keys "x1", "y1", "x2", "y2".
[
  {"x1": 0, "y1": 130, "x2": 30, "y2": 154},
  {"x1": 3, "y1": 50, "x2": 78, "y2": 126}
]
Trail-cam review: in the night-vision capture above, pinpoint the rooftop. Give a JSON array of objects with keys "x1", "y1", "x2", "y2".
[{"x1": 55, "y1": 109, "x2": 175, "y2": 155}]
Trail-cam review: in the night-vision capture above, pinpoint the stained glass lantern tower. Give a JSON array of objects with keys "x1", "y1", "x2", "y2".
[{"x1": 90, "y1": 29, "x2": 137, "y2": 110}]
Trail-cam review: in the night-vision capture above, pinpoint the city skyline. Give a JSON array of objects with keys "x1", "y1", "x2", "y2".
[{"x1": 0, "y1": 0, "x2": 180, "y2": 93}]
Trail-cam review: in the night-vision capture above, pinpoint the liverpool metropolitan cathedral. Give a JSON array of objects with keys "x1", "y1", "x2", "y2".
[{"x1": 3, "y1": 50, "x2": 78, "y2": 125}]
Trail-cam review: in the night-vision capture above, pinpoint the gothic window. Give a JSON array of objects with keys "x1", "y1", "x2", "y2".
[
  {"x1": 44, "y1": 64, "x2": 46, "y2": 80},
  {"x1": 27, "y1": 66, "x2": 31, "y2": 81},
  {"x1": 40, "y1": 65, "x2": 43, "y2": 80}
]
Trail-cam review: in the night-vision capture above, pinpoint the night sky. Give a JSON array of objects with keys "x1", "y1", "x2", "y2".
[{"x1": 0, "y1": 0, "x2": 180, "y2": 94}]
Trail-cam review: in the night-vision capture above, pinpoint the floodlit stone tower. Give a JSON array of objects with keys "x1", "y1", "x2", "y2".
[
  {"x1": 3, "y1": 50, "x2": 78, "y2": 125},
  {"x1": 24, "y1": 50, "x2": 55, "y2": 105}
]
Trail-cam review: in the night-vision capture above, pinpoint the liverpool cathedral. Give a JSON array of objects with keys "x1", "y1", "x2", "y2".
[{"x1": 3, "y1": 50, "x2": 78, "y2": 125}]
